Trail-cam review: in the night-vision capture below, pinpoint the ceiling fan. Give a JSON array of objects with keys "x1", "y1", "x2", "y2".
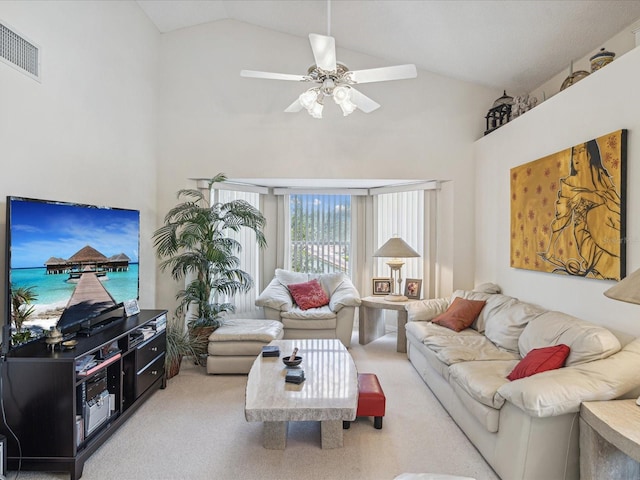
[{"x1": 240, "y1": 32, "x2": 417, "y2": 118}]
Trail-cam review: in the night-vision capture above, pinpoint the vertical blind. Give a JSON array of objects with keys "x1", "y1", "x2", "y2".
[
  {"x1": 288, "y1": 194, "x2": 352, "y2": 275},
  {"x1": 214, "y1": 188, "x2": 262, "y2": 317},
  {"x1": 375, "y1": 190, "x2": 424, "y2": 288}
]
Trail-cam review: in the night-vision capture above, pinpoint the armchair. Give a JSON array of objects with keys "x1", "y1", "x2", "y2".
[{"x1": 255, "y1": 269, "x2": 361, "y2": 347}]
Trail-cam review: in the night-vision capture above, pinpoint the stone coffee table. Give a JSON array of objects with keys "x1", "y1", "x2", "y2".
[{"x1": 245, "y1": 338, "x2": 358, "y2": 449}]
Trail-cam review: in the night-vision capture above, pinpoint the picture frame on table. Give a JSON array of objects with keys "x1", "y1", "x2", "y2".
[
  {"x1": 404, "y1": 279, "x2": 422, "y2": 300},
  {"x1": 372, "y1": 278, "x2": 392, "y2": 296},
  {"x1": 123, "y1": 299, "x2": 140, "y2": 317}
]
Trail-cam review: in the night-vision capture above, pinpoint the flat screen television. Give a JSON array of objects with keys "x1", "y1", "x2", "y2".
[{"x1": 6, "y1": 196, "x2": 140, "y2": 340}]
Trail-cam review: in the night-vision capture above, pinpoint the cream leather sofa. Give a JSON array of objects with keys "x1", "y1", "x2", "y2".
[
  {"x1": 405, "y1": 284, "x2": 640, "y2": 480},
  {"x1": 255, "y1": 269, "x2": 361, "y2": 347}
]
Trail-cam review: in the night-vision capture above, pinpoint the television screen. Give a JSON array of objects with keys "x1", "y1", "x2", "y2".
[{"x1": 6, "y1": 196, "x2": 140, "y2": 338}]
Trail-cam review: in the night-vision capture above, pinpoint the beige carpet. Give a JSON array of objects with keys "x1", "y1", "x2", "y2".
[{"x1": 11, "y1": 329, "x2": 499, "y2": 480}]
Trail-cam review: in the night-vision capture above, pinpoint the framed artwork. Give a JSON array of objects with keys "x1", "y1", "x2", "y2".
[
  {"x1": 510, "y1": 129, "x2": 627, "y2": 280},
  {"x1": 404, "y1": 279, "x2": 422, "y2": 299},
  {"x1": 372, "y1": 278, "x2": 392, "y2": 296}
]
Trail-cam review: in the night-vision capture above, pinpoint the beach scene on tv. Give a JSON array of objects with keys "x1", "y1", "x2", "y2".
[{"x1": 8, "y1": 198, "x2": 139, "y2": 340}]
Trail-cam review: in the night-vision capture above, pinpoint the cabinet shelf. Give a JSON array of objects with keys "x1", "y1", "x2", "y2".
[
  {"x1": 0, "y1": 309, "x2": 167, "y2": 480},
  {"x1": 76, "y1": 351, "x2": 121, "y2": 378}
]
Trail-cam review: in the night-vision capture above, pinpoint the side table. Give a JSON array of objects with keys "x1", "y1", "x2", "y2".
[
  {"x1": 359, "y1": 296, "x2": 419, "y2": 353},
  {"x1": 580, "y1": 399, "x2": 640, "y2": 479}
]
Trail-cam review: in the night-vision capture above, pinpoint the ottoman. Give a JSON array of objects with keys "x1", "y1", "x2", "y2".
[
  {"x1": 343, "y1": 373, "x2": 386, "y2": 429},
  {"x1": 206, "y1": 319, "x2": 284, "y2": 374}
]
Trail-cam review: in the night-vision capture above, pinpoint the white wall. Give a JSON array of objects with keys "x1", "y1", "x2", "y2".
[
  {"x1": 0, "y1": 1, "x2": 160, "y2": 323},
  {"x1": 475, "y1": 45, "x2": 640, "y2": 336},
  {"x1": 154, "y1": 19, "x2": 495, "y2": 309},
  {"x1": 531, "y1": 18, "x2": 640, "y2": 103}
]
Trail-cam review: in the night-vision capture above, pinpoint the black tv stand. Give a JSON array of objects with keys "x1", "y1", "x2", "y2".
[{"x1": 0, "y1": 309, "x2": 167, "y2": 480}]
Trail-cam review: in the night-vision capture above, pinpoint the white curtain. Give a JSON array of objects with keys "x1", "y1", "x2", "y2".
[
  {"x1": 214, "y1": 189, "x2": 262, "y2": 318},
  {"x1": 373, "y1": 190, "x2": 424, "y2": 296}
]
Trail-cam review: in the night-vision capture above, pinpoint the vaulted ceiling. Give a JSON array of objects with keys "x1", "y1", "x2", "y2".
[{"x1": 137, "y1": 0, "x2": 640, "y2": 93}]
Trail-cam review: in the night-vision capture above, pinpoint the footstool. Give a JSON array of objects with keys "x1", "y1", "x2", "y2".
[
  {"x1": 206, "y1": 319, "x2": 284, "y2": 374},
  {"x1": 343, "y1": 373, "x2": 385, "y2": 429}
]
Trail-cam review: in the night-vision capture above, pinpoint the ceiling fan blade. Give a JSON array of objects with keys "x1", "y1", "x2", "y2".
[
  {"x1": 350, "y1": 88, "x2": 380, "y2": 113},
  {"x1": 285, "y1": 99, "x2": 304, "y2": 113},
  {"x1": 240, "y1": 70, "x2": 308, "y2": 82},
  {"x1": 349, "y1": 64, "x2": 417, "y2": 84},
  {"x1": 309, "y1": 34, "x2": 336, "y2": 72}
]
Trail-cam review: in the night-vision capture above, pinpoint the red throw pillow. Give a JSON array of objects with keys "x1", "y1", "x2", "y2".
[
  {"x1": 287, "y1": 279, "x2": 330, "y2": 310},
  {"x1": 507, "y1": 344, "x2": 570, "y2": 381},
  {"x1": 432, "y1": 297, "x2": 486, "y2": 332}
]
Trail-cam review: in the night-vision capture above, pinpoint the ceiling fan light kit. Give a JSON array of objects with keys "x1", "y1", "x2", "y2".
[{"x1": 241, "y1": 32, "x2": 417, "y2": 119}]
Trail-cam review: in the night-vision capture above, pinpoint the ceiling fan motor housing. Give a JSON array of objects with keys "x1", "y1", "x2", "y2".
[{"x1": 308, "y1": 63, "x2": 353, "y2": 96}]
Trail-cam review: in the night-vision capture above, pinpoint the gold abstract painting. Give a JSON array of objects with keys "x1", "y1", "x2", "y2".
[{"x1": 510, "y1": 129, "x2": 627, "y2": 280}]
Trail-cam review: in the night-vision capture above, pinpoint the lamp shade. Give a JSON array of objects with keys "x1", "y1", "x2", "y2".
[
  {"x1": 373, "y1": 237, "x2": 420, "y2": 258},
  {"x1": 604, "y1": 267, "x2": 640, "y2": 305}
]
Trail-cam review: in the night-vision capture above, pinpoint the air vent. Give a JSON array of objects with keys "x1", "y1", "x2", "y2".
[{"x1": 0, "y1": 20, "x2": 40, "y2": 81}]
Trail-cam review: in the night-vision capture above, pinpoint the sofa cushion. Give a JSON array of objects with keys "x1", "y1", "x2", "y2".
[
  {"x1": 208, "y1": 319, "x2": 284, "y2": 342},
  {"x1": 255, "y1": 278, "x2": 294, "y2": 311},
  {"x1": 280, "y1": 305, "x2": 336, "y2": 320},
  {"x1": 281, "y1": 317, "x2": 337, "y2": 330},
  {"x1": 475, "y1": 293, "x2": 516, "y2": 333},
  {"x1": 484, "y1": 299, "x2": 546, "y2": 353},
  {"x1": 431, "y1": 337, "x2": 520, "y2": 364},
  {"x1": 498, "y1": 338, "x2": 640, "y2": 417},
  {"x1": 410, "y1": 322, "x2": 520, "y2": 365},
  {"x1": 432, "y1": 297, "x2": 486, "y2": 332},
  {"x1": 473, "y1": 282, "x2": 502, "y2": 294},
  {"x1": 450, "y1": 379, "x2": 502, "y2": 433},
  {"x1": 449, "y1": 360, "x2": 514, "y2": 410},
  {"x1": 287, "y1": 279, "x2": 330, "y2": 310},
  {"x1": 406, "y1": 321, "x2": 480, "y2": 342},
  {"x1": 507, "y1": 344, "x2": 570, "y2": 381},
  {"x1": 449, "y1": 291, "x2": 515, "y2": 333},
  {"x1": 329, "y1": 278, "x2": 362, "y2": 311},
  {"x1": 448, "y1": 360, "x2": 517, "y2": 432},
  {"x1": 406, "y1": 297, "x2": 450, "y2": 322},
  {"x1": 518, "y1": 311, "x2": 621, "y2": 366},
  {"x1": 275, "y1": 268, "x2": 308, "y2": 285},
  {"x1": 311, "y1": 272, "x2": 346, "y2": 296}
]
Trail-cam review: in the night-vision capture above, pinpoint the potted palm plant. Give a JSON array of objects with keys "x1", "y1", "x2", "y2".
[{"x1": 153, "y1": 174, "x2": 267, "y2": 360}]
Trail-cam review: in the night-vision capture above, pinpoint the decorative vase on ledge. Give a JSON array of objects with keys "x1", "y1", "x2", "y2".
[{"x1": 590, "y1": 47, "x2": 615, "y2": 72}]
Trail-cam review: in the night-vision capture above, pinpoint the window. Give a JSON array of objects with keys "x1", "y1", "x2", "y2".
[
  {"x1": 208, "y1": 178, "x2": 438, "y2": 303},
  {"x1": 288, "y1": 194, "x2": 352, "y2": 275}
]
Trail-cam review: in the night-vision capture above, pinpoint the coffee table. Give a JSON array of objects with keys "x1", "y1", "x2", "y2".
[{"x1": 244, "y1": 338, "x2": 358, "y2": 449}]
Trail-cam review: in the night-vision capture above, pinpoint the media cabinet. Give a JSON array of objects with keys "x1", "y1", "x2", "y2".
[{"x1": 0, "y1": 309, "x2": 167, "y2": 480}]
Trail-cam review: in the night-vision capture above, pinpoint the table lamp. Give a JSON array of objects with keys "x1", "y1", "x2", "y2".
[
  {"x1": 373, "y1": 236, "x2": 420, "y2": 302},
  {"x1": 604, "y1": 267, "x2": 640, "y2": 407},
  {"x1": 604, "y1": 267, "x2": 640, "y2": 305}
]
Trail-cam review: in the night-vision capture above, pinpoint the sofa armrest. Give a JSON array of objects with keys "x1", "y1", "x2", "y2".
[
  {"x1": 255, "y1": 278, "x2": 293, "y2": 311},
  {"x1": 405, "y1": 297, "x2": 450, "y2": 322},
  {"x1": 497, "y1": 338, "x2": 640, "y2": 418},
  {"x1": 329, "y1": 281, "x2": 361, "y2": 312}
]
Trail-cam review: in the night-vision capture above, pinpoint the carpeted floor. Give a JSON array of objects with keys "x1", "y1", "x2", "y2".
[{"x1": 9, "y1": 327, "x2": 499, "y2": 480}]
